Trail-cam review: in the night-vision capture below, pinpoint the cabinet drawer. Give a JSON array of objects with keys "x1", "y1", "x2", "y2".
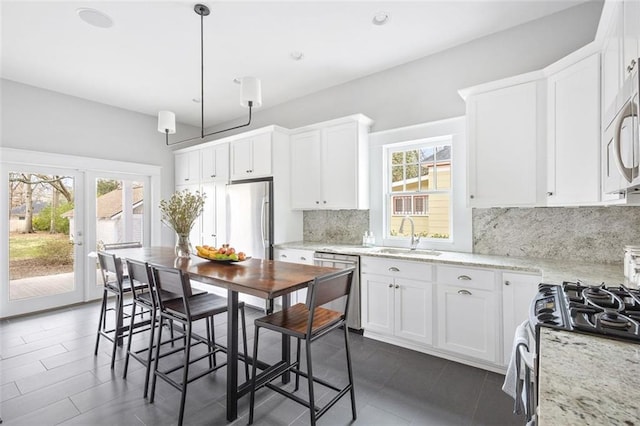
[
  {"x1": 437, "y1": 265, "x2": 495, "y2": 291},
  {"x1": 361, "y1": 256, "x2": 433, "y2": 282},
  {"x1": 275, "y1": 248, "x2": 314, "y2": 265}
]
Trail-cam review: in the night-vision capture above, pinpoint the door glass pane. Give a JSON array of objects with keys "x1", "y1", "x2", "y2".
[
  {"x1": 94, "y1": 178, "x2": 145, "y2": 285},
  {"x1": 8, "y1": 173, "x2": 75, "y2": 300}
]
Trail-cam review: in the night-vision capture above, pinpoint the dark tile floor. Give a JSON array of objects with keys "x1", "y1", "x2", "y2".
[{"x1": 0, "y1": 301, "x2": 523, "y2": 425}]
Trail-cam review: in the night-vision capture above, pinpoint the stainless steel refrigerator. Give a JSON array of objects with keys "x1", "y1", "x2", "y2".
[{"x1": 225, "y1": 178, "x2": 274, "y2": 262}]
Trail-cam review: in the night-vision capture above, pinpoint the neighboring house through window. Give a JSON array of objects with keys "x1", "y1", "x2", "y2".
[{"x1": 386, "y1": 138, "x2": 452, "y2": 240}]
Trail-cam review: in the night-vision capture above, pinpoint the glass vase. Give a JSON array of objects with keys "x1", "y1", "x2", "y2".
[{"x1": 175, "y1": 233, "x2": 193, "y2": 258}]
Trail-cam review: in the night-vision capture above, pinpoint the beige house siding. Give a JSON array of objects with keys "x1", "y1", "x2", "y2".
[{"x1": 390, "y1": 164, "x2": 451, "y2": 238}]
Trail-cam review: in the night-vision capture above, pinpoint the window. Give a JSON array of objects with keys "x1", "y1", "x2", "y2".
[{"x1": 386, "y1": 139, "x2": 452, "y2": 240}]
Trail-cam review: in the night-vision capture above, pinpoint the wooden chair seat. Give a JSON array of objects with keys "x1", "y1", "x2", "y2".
[{"x1": 255, "y1": 303, "x2": 343, "y2": 338}]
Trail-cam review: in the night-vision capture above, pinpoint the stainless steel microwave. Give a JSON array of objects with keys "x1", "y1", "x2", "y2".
[{"x1": 603, "y1": 65, "x2": 639, "y2": 194}]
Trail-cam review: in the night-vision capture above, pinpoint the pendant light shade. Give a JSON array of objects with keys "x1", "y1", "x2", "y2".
[
  {"x1": 158, "y1": 110, "x2": 176, "y2": 134},
  {"x1": 158, "y1": 3, "x2": 261, "y2": 146},
  {"x1": 240, "y1": 77, "x2": 262, "y2": 108}
]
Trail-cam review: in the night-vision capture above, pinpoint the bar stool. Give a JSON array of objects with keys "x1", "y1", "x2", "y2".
[
  {"x1": 148, "y1": 265, "x2": 250, "y2": 426},
  {"x1": 122, "y1": 259, "x2": 180, "y2": 398},
  {"x1": 248, "y1": 268, "x2": 357, "y2": 426},
  {"x1": 94, "y1": 251, "x2": 151, "y2": 369}
]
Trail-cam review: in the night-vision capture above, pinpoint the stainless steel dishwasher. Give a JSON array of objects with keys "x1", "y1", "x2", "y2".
[{"x1": 313, "y1": 251, "x2": 361, "y2": 331}]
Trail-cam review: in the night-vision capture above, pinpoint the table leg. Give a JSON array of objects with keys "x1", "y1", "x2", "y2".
[
  {"x1": 281, "y1": 293, "x2": 290, "y2": 384},
  {"x1": 226, "y1": 289, "x2": 239, "y2": 421}
]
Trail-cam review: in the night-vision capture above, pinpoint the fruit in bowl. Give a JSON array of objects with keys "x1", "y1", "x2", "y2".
[{"x1": 196, "y1": 244, "x2": 246, "y2": 261}]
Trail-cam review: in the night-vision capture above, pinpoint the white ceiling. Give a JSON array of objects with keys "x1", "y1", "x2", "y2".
[{"x1": 1, "y1": 1, "x2": 587, "y2": 128}]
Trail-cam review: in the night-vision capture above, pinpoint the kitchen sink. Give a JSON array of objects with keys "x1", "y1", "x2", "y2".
[{"x1": 372, "y1": 247, "x2": 442, "y2": 256}]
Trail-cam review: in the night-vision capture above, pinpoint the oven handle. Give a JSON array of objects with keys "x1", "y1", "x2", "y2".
[{"x1": 313, "y1": 257, "x2": 358, "y2": 266}]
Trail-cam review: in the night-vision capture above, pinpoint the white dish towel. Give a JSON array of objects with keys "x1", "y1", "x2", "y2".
[{"x1": 502, "y1": 320, "x2": 530, "y2": 414}]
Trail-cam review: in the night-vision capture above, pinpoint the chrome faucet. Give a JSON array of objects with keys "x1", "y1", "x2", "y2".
[{"x1": 399, "y1": 215, "x2": 420, "y2": 250}]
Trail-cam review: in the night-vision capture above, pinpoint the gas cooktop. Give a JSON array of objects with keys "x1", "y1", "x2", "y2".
[{"x1": 530, "y1": 281, "x2": 640, "y2": 343}]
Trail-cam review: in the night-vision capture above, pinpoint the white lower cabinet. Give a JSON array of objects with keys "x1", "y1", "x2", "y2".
[
  {"x1": 274, "y1": 248, "x2": 315, "y2": 304},
  {"x1": 501, "y1": 272, "x2": 541, "y2": 366},
  {"x1": 435, "y1": 265, "x2": 499, "y2": 363},
  {"x1": 361, "y1": 257, "x2": 433, "y2": 346},
  {"x1": 436, "y1": 283, "x2": 498, "y2": 363}
]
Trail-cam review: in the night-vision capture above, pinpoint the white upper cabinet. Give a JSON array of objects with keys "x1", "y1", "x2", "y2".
[
  {"x1": 174, "y1": 150, "x2": 200, "y2": 185},
  {"x1": 546, "y1": 53, "x2": 601, "y2": 206},
  {"x1": 601, "y1": 2, "x2": 624, "y2": 117},
  {"x1": 230, "y1": 132, "x2": 272, "y2": 180},
  {"x1": 290, "y1": 130, "x2": 322, "y2": 208},
  {"x1": 623, "y1": 0, "x2": 640, "y2": 80},
  {"x1": 201, "y1": 143, "x2": 229, "y2": 183},
  {"x1": 290, "y1": 115, "x2": 372, "y2": 210},
  {"x1": 465, "y1": 79, "x2": 542, "y2": 207}
]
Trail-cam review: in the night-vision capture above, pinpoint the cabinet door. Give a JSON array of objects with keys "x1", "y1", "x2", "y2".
[
  {"x1": 602, "y1": 2, "x2": 624, "y2": 116},
  {"x1": 250, "y1": 133, "x2": 273, "y2": 177},
  {"x1": 201, "y1": 144, "x2": 229, "y2": 183},
  {"x1": 437, "y1": 285, "x2": 497, "y2": 362},
  {"x1": 322, "y1": 122, "x2": 359, "y2": 209},
  {"x1": 623, "y1": 0, "x2": 640, "y2": 79},
  {"x1": 290, "y1": 130, "x2": 322, "y2": 209},
  {"x1": 467, "y1": 81, "x2": 538, "y2": 207},
  {"x1": 547, "y1": 54, "x2": 600, "y2": 206},
  {"x1": 502, "y1": 273, "x2": 540, "y2": 366},
  {"x1": 394, "y1": 277, "x2": 433, "y2": 345},
  {"x1": 175, "y1": 151, "x2": 200, "y2": 185},
  {"x1": 230, "y1": 138, "x2": 253, "y2": 180},
  {"x1": 200, "y1": 182, "x2": 220, "y2": 248},
  {"x1": 361, "y1": 273, "x2": 394, "y2": 336}
]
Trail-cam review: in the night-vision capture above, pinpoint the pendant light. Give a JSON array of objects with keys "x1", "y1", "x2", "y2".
[{"x1": 158, "y1": 4, "x2": 262, "y2": 146}]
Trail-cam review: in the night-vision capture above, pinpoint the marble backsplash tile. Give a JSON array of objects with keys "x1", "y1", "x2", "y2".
[
  {"x1": 303, "y1": 210, "x2": 369, "y2": 244},
  {"x1": 473, "y1": 206, "x2": 640, "y2": 264}
]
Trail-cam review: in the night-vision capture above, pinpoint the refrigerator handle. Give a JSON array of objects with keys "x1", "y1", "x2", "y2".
[{"x1": 261, "y1": 197, "x2": 268, "y2": 252}]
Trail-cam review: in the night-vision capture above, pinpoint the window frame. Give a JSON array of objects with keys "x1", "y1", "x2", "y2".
[{"x1": 383, "y1": 135, "x2": 456, "y2": 246}]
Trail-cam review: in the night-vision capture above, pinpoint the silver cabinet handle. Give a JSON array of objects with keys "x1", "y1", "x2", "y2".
[
  {"x1": 505, "y1": 280, "x2": 511, "y2": 286},
  {"x1": 388, "y1": 267, "x2": 400, "y2": 272},
  {"x1": 458, "y1": 289, "x2": 472, "y2": 295},
  {"x1": 300, "y1": 256, "x2": 307, "y2": 261},
  {"x1": 316, "y1": 201, "x2": 320, "y2": 204},
  {"x1": 546, "y1": 192, "x2": 553, "y2": 196},
  {"x1": 323, "y1": 201, "x2": 327, "y2": 204},
  {"x1": 388, "y1": 283, "x2": 393, "y2": 288},
  {"x1": 628, "y1": 59, "x2": 636, "y2": 73},
  {"x1": 281, "y1": 254, "x2": 288, "y2": 258},
  {"x1": 395, "y1": 284, "x2": 400, "y2": 289},
  {"x1": 211, "y1": 174, "x2": 216, "y2": 178},
  {"x1": 457, "y1": 275, "x2": 472, "y2": 281},
  {"x1": 470, "y1": 195, "x2": 475, "y2": 199}
]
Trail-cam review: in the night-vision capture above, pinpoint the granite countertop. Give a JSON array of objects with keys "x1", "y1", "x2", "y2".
[
  {"x1": 537, "y1": 327, "x2": 640, "y2": 425},
  {"x1": 276, "y1": 242, "x2": 626, "y2": 285}
]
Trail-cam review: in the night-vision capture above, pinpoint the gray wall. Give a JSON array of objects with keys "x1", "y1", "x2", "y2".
[
  {"x1": 0, "y1": 78, "x2": 198, "y2": 244},
  {"x1": 206, "y1": 1, "x2": 603, "y2": 137}
]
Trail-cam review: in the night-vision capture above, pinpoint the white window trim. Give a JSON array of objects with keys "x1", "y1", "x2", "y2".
[{"x1": 368, "y1": 116, "x2": 472, "y2": 253}]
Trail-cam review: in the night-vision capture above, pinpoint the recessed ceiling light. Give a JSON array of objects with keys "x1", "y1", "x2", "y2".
[
  {"x1": 290, "y1": 51, "x2": 304, "y2": 61},
  {"x1": 372, "y1": 11, "x2": 391, "y2": 26},
  {"x1": 76, "y1": 8, "x2": 114, "y2": 29}
]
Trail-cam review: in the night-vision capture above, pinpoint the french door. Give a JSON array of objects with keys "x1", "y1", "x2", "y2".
[
  {"x1": 2, "y1": 166, "x2": 85, "y2": 317},
  {"x1": 1, "y1": 149, "x2": 161, "y2": 318}
]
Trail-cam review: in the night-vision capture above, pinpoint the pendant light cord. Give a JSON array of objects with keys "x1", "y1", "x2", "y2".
[{"x1": 164, "y1": 3, "x2": 257, "y2": 146}]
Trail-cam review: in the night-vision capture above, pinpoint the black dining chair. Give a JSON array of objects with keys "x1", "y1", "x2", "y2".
[
  {"x1": 148, "y1": 264, "x2": 250, "y2": 426},
  {"x1": 248, "y1": 268, "x2": 357, "y2": 426},
  {"x1": 122, "y1": 258, "x2": 181, "y2": 398},
  {"x1": 94, "y1": 251, "x2": 151, "y2": 369}
]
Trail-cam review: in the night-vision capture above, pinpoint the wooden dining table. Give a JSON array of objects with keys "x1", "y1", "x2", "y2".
[{"x1": 110, "y1": 246, "x2": 337, "y2": 421}]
